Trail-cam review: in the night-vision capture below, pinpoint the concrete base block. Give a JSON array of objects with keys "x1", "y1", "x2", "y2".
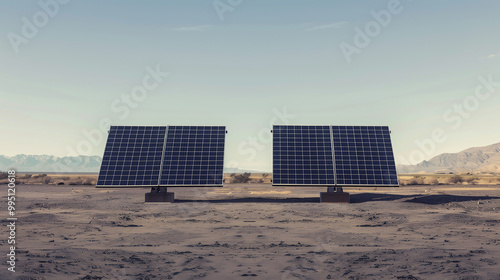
[
  {"x1": 320, "y1": 192, "x2": 350, "y2": 203},
  {"x1": 145, "y1": 192, "x2": 174, "y2": 202}
]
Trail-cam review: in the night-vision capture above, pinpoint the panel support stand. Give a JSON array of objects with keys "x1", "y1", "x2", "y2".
[
  {"x1": 145, "y1": 187, "x2": 174, "y2": 202},
  {"x1": 320, "y1": 186, "x2": 350, "y2": 203}
]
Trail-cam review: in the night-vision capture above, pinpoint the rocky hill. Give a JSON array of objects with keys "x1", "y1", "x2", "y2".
[{"x1": 398, "y1": 142, "x2": 500, "y2": 174}]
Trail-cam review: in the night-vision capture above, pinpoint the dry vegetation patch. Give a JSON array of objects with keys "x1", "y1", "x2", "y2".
[
  {"x1": 399, "y1": 174, "x2": 498, "y2": 186},
  {"x1": 1, "y1": 172, "x2": 498, "y2": 187},
  {"x1": 0, "y1": 173, "x2": 98, "y2": 185}
]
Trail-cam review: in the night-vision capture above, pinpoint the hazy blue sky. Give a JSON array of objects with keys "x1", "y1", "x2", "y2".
[{"x1": 1, "y1": 0, "x2": 499, "y2": 171}]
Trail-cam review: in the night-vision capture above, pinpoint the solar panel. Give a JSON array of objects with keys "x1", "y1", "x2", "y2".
[
  {"x1": 273, "y1": 125, "x2": 335, "y2": 185},
  {"x1": 97, "y1": 126, "x2": 166, "y2": 187},
  {"x1": 331, "y1": 126, "x2": 398, "y2": 186},
  {"x1": 159, "y1": 126, "x2": 225, "y2": 186},
  {"x1": 272, "y1": 125, "x2": 399, "y2": 187}
]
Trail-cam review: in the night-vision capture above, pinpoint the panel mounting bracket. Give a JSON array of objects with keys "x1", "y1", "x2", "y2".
[
  {"x1": 327, "y1": 186, "x2": 343, "y2": 193},
  {"x1": 151, "y1": 187, "x2": 168, "y2": 193}
]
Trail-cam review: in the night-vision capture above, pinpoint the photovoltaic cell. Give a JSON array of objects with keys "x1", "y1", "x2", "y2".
[
  {"x1": 159, "y1": 126, "x2": 225, "y2": 186},
  {"x1": 273, "y1": 125, "x2": 335, "y2": 185},
  {"x1": 272, "y1": 125, "x2": 399, "y2": 187},
  {"x1": 332, "y1": 126, "x2": 398, "y2": 186},
  {"x1": 96, "y1": 126, "x2": 166, "y2": 186}
]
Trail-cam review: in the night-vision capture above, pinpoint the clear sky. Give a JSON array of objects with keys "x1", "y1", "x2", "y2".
[{"x1": 1, "y1": 0, "x2": 500, "y2": 171}]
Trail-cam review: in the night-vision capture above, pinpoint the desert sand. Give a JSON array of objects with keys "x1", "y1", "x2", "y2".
[{"x1": 2, "y1": 183, "x2": 500, "y2": 280}]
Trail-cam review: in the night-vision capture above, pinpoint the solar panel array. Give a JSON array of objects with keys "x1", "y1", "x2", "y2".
[
  {"x1": 96, "y1": 126, "x2": 225, "y2": 187},
  {"x1": 273, "y1": 125, "x2": 399, "y2": 187}
]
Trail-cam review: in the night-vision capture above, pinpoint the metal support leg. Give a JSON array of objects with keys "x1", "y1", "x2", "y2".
[
  {"x1": 151, "y1": 187, "x2": 168, "y2": 193},
  {"x1": 327, "y1": 186, "x2": 343, "y2": 193}
]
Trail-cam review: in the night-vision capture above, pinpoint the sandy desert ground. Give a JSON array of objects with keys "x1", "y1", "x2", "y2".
[{"x1": 2, "y1": 183, "x2": 500, "y2": 280}]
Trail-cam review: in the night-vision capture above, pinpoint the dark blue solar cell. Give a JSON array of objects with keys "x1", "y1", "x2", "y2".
[
  {"x1": 97, "y1": 126, "x2": 166, "y2": 186},
  {"x1": 332, "y1": 126, "x2": 398, "y2": 186},
  {"x1": 159, "y1": 126, "x2": 225, "y2": 186},
  {"x1": 273, "y1": 125, "x2": 335, "y2": 185}
]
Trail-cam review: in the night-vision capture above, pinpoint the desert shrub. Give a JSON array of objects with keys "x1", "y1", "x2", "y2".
[
  {"x1": 82, "y1": 178, "x2": 94, "y2": 185},
  {"x1": 22, "y1": 174, "x2": 33, "y2": 179},
  {"x1": 43, "y1": 177, "x2": 51, "y2": 184},
  {"x1": 405, "y1": 179, "x2": 417, "y2": 185},
  {"x1": 0, "y1": 172, "x2": 8, "y2": 180},
  {"x1": 33, "y1": 174, "x2": 48, "y2": 179},
  {"x1": 406, "y1": 176, "x2": 426, "y2": 185},
  {"x1": 256, "y1": 179, "x2": 264, "y2": 183},
  {"x1": 428, "y1": 178, "x2": 439, "y2": 185},
  {"x1": 69, "y1": 179, "x2": 84, "y2": 185},
  {"x1": 230, "y1": 173, "x2": 236, "y2": 178},
  {"x1": 464, "y1": 177, "x2": 478, "y2": 185},
  {"x1": 262, "y1": 173, "x2": 269, "y2": 178},
  {"x1": 232, "y1": 172, "x2": 251, "y2": 183},
  {"x1": 60, "y1": 176, "x2": 71, "y2": 180},
  {"x1": 448, "y1": 175, "x2": 463, "y2": 184}
]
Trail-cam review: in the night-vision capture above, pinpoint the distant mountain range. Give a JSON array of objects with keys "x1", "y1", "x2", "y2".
[
  {"x1": 398, "y1": 142, "x2": 500, "y2": 174},
  {"x1": 0, "y1": 154, "x2": 102, "y2": 173},
  {"x1": 0, "y1": 154, "x2": 260, "y2": 173}
]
